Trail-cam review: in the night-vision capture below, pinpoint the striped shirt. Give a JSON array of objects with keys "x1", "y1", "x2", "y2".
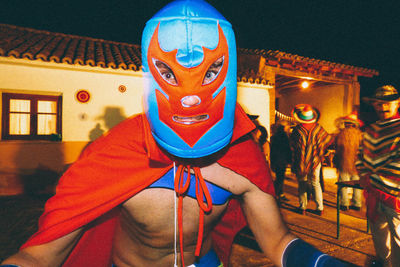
[
  {"x1": 290, "y1": 123, "x2": 332, "y2": 176},
  {"x1": 356, "y1": 117, "x2": 400, "y2": 197}
]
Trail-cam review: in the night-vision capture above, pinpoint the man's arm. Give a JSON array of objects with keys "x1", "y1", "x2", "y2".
[
  {"x1": 1, "y1": 228, "x2": 83, "y2": 267},
  {"x1": 200, "y1": 162, "x2": 347, "y2": 266},
  {"x1": 240, "y1": 184, "x2": 296, "y2": 266},
  {"x1": 200, "y1": 162, "x2": 294, "y2": 265},
  {"x1": 241, "y1": 184, "x2": 348, "y2": 267}
]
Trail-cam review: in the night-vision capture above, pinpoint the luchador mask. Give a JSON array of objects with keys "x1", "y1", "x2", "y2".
[{"x1": 141, "y1": 0, "x2": 237, "y2": 158}]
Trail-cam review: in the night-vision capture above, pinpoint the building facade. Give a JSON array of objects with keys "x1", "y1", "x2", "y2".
[{"x1": 0, "y1": 24, "x2": 377, "y2": 194}]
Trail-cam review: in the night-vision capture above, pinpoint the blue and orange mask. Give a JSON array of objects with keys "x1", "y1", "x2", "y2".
[{"x1": 142, "y1": 0, "x2": 237, "y2": 158}]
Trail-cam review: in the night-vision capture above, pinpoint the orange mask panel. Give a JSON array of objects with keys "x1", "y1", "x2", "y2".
[{"x1": 147, "y1": 24, "x2": 229, "y2": 147}]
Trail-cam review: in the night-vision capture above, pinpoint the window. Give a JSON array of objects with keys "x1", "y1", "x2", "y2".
[{"x1": 2, "y1": 93, "x2": 62, "y2": 140}]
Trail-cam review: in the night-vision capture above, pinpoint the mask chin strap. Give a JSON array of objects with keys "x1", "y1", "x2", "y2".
[{"x1": 174, "y1": 164, "x2": 213, "y2": 267}]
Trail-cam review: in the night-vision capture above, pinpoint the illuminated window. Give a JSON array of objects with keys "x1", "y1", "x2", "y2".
[{"x1": 2, "y1": 93, "x2": 62, "y2": 140}]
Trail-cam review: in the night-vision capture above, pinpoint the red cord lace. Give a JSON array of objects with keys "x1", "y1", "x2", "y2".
[{"x1": 174, "y1": 164, "x2": 212, "y2": 266}]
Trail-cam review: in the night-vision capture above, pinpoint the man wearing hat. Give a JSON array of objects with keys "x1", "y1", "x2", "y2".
[
  {"x1": 334, "y1": 111, "x2": 363, "y2": 211},
  {"x1": 290, "y1": 104, "x2": 332, "y2": 215},
  {"x1": 356, "y1": 85, "x2": 400, "y2": 266}
]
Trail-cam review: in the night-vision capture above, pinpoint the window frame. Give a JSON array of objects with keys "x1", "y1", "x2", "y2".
[{"x1": 2, "y1": 93, "x2": 62, "y2": 141}]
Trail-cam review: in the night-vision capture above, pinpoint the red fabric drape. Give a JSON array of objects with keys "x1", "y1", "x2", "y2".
[{"x1": 21, "y1": 104, "x2": 274, "y2": 267}]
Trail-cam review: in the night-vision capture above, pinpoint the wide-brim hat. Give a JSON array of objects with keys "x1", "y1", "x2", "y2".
[
  {"x1": 362, "y1": 85, "x2": 400, "y2": 103},
  {"x1": 335, "y1": 110, "x2": 363, "y2": 128},
  {"x1": 292, "y1": 104, "x2": 320, "y2": 124}
]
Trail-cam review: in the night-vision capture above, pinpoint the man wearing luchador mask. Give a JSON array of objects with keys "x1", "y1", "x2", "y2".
[{"x1": 2, "y1": 1, "x2": 346, "y2": 266}]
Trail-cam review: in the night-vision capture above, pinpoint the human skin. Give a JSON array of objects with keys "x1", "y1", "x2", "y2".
[
  {"x1": 2, "y1": 162, "x2": 296, "y2": 267},
  {"x1": 371, "y1": 100, "x2": 400, "y2": 121}
]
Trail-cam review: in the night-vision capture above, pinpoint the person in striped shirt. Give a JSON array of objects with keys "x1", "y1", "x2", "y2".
[
  {"x1": 356, "y1": 85, "x2": 400, "y2": 267},
  {"x1": 290, "y1": 104, "x2": 332, "y2": 216}
]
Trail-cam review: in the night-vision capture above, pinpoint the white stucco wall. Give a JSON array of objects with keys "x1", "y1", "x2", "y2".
[
  {"x1": 1, "y1": 58, "x2": 272, "y2": 143},
  {"x1": 277, "y1": 83, "x2": 349, "y2": 133},
  {"x1": 237, "y1": 82, "x2": 271, "y2": 134},
  {"x1": 0, "y1": 57, "x2": 144, "y2": 141}
]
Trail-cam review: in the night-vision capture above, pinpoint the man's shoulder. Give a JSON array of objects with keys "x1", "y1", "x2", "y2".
[
  {"x1": 367, "y1": 118, "x2": 400, "y2": 135},
  {"x1": 313, "y1": 123, "x2": 329, "y2": 136},
  {"x1": 315, "y1": 123, "x2": 327, "y2": 131}
]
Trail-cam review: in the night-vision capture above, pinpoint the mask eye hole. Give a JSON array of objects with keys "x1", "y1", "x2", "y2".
[
  {"x1": 202, "y1": 57, "x2": 224, "y2": 85},
  {"x1": 153, "y1": 59, "x2": 178, "y2": 85}
]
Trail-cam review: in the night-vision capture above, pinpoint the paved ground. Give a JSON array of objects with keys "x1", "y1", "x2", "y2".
[
  {"x1": 0, "y1": 194, "x2": 49, "y2": 262},
  {"x1": 0, "y1": 169, "x2": 377, "y2": 266},
  {"x1": 230, "y1": 170, "x2": 376, "y2": 266}
]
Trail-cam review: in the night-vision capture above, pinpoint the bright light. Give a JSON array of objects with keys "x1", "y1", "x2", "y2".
[{"x1": 301, "y1": 81, "x2": 310, "y2": 89}]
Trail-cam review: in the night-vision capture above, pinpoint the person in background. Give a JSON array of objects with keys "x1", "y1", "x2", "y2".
[
  {"x1": 334, "y1": 111, "x2": 363, "y2": 211},
  {"x1": 290, "y1": 104, "x2": 332, "y2": 216},
  {"x1": 1, "y1": 1, "x2": 347, "y2": 267},
  {"x1": 258, "y1": 125, "x2": 270, "y2": 160},
  {"x1": 356, "y1": 85, "x2": 400, "y2": 267},
  {"x1": 270, "y1": 121, "x2": 292, "y2": 203},
  {"x1": 248, "y1": 114, "x2": 270, "y2": 161}
]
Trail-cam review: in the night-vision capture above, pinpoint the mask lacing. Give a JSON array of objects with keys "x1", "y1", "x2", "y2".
[{"x1": 174, "y1": 164, "x2": 213, "y2": 267}]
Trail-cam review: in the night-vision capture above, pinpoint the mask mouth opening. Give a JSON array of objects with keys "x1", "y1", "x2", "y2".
[{"x1": 172, "y1": 114, "x2": 209, "y2": 125}]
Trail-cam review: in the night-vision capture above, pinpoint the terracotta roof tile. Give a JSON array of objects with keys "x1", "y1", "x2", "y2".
[
  {"x1": 74, "y1": 39, "x2": 87, "y2": 65},
  {"x1": 36, "y1": 36, "x2": 62, "y2": 61},
  {"x1": 94, "y1": 42, "x2": 106, "y2": 67},
  {"x1": 120, "y1": 45, "x2": 137, "y2": 70},
  {"x1": 0, "y1": 24, "x2": 141, "y2": 71},
  {"x1": 85, "y1": 40, "x2": 96, "y2": 66},
  {"x1": 63, "y1": 38, "x2": 79, "y2": 64},
  {"x1": 239, "y1": 48, "x2": 379, "y2": 78},
  {"x1": 111, "y1": 44, "x2": 126, "y2": 69},
  {"x1": 0, "y1": 23, "x2": 378, "y2": 81},
  {"x1": 237, "y1": 69, "x2": 269, "y2": 85}
]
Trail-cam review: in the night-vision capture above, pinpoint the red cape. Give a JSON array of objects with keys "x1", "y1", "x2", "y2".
[{"x1": 21, "y1": 104, "x2": 274, "y2": 267}]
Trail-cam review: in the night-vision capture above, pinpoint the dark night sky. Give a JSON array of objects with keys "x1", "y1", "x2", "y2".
[{"x1": 1, "y1": 0, "x2": 400, "y2": 96}]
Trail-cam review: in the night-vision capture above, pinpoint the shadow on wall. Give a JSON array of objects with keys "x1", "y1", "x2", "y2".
[
  {"x1": 3, "y1": 107, "x2": 128, "y2": 197},
  {"x1": 13, "y1": 142, "x2": 65, "y2": 196},
  {"x1": 89, "y1": 123, "x2": 104, "y2": 141},
  {"x1": 88, "y1": 106, "x2": 127, "y2": 142},
  {"x1": 96, "y1": 106, "x2": 127, "y2": 130}
]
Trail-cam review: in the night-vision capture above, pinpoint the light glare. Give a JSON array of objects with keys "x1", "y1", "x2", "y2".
[{"x1": 301, "y1": 81, "x2": 310, "y2": 89}]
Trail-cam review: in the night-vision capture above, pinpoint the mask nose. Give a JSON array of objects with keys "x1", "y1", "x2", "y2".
[{"x1": 181, "y1": 95, "x2": 201, "y2": 107}]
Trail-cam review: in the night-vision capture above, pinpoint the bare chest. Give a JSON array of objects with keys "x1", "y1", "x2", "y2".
[
  {"x1": 112, "y1": 163, "x2": 251, "y2": 265},
  {"x1": 113, "y1": 188, "x2": 228, "y2": 266},
  {"x1": 119, "y1": 164, "x2": 249, "y2": 236},
  {"x1": 121, "y1": 188, "x2": 228, "y2": 238}
]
